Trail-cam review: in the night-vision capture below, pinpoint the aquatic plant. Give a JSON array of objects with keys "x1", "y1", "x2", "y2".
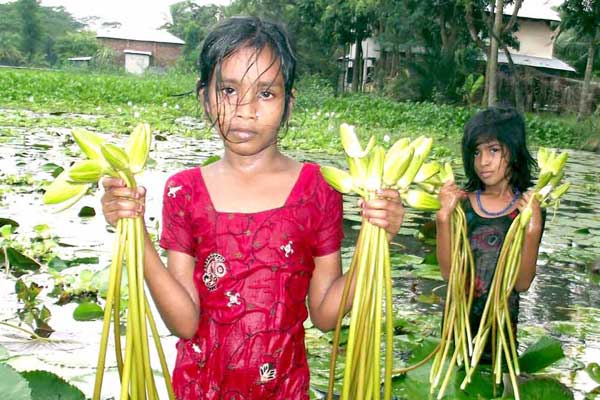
[{"x1": 42, "y1": 124, "x2": 174, "y2": 400}]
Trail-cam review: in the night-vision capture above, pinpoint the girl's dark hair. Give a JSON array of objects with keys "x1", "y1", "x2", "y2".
[
  {"x1": 462, "y1": 106, "x2": 536, "y2": 192},
  {"x1": 197, "y1": 16, "x2": 296, "y2": 126}
]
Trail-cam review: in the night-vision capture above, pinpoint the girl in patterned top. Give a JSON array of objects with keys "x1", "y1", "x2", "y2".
[
  {"x1": 436, "y1": 106, "x2": 545, "y2": 362},
  {"x1": 100, "y1": 16, "x2": 405, "y2": 400}
]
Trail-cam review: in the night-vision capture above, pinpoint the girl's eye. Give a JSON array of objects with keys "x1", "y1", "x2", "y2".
[
  {"x1": 259, "y1": 90, "x2": 274, "y2": 99},
  {"x1": 474, "y1": 150, "x2": 480, "y2": 157},
  {"x1": 220, "y1": 87, "x2": 236, "y2": 96},
  {"x1": 490, "y1": 147, "x2": 500, "y2": 153}
]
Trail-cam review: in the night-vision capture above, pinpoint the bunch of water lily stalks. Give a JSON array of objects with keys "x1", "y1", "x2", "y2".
[
  {"x1": 388, "y1": 161, "x2": 477, "y2": 400},
  {"x1": 322, "y1": 123, "x2": 441, "y2": 400},
  {"x1": 42, "y1": 124, "x2": 174, "y2": 400},
  {"x1": 460, "y1": 147, "x2": 570, "y2": 400}
]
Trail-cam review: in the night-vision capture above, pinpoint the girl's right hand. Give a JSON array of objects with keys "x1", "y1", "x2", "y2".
[
  {"x1": 101, "y1": 177, "x2": 146, "y2": 227},
  {"x1": 437, "y1": 181, "x2": 466, "y2": 221}
]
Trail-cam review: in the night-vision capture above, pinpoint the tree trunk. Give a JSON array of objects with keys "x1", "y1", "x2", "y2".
[
  {"x1": 487, "y1": 0, "x2": 504, "y2": 106},
  {"x1": 578, "y1": 33, "x2": 596, "y2": 119},
  {"x1": 352, "y1": 35, "x2": 363, "y2": 92}
]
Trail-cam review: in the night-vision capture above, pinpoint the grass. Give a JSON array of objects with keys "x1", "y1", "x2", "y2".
[{"x1": 0, "y1": 67, "x2": 593, "y2": 153}]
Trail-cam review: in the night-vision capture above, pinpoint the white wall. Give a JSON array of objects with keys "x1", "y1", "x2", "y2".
[
  {"x1": 511, "y1": 19, "x2": 555, "y2": 58},
  {"x1": 125, "y1": 53, "x2": 150, "y2": 74}
]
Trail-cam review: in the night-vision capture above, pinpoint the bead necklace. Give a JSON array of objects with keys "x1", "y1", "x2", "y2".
[{"x1": 475, "y1": 188, "x2": 520, "y2": 217}]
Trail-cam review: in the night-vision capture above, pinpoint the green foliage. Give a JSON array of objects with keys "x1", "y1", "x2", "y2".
[
  {"x1": 53, "y1": 31, "x2": 99, "y2": 63},
  {"x1": 15, "y1": 279, "x2": 54, "y2": 338},
  {"x1": 16, "y1": 0, "x2": 42, "y2": 62},
  {"x1": 0, "y1": 364, "x2": 31, "y2": 400}
]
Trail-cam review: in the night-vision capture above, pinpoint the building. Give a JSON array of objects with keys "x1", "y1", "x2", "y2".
[
  {"x1": 96, "y1": 27, "x2": 185, "y2": 74},
  {"x1": 342, "y1": 0, "x2": 575, "y2": 92},
  {"x1": 498, "y1": 0, "x2": 574, "y2": 73}
]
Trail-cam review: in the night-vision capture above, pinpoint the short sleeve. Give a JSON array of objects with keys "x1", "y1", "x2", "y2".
[
  {"x1": 159, "y1": 173, "x2": 195, "y2": 256},
  {"x1": 311, "y1": 173, "x2": 344, "y2": 257}
]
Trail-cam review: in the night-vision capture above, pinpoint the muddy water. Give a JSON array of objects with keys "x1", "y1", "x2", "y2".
[{"x1": 1, "y1": 118, "x2": 599, "y2": 398}]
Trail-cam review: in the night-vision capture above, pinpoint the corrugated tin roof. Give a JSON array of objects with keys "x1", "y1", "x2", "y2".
[
  {"x1": 497, "y1": 52, "x2": 575, "y2": 72},
  {"x1": 96, "y1": 27, "x2": 185, "y2": 45},
  {"x1": 503, "y1": 0, "x2": 562, "y2": 22}
]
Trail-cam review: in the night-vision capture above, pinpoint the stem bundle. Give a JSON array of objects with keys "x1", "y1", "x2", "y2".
[{"x1": 43, "y1": 124, "x2": 174, "y2": 399}]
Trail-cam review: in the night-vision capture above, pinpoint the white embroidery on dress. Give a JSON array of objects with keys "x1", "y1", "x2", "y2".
[
  {"x1": 259, "y1": 363, "x2": 276, "y2": 383},
  {"x1": 192, "y1": 343, "x2": 201, "y2": 353},
  {"x1": 167, "y1": 185, "x2": 182, "y2": 198},
  {"x1": 203, "y1": 253, "x2": 227, "y2": 291},
  {"x1": 225, "y1": 291, "x2": 240, "y2": 307},
  {"x1": 280, "y1": 241, "x2": 293, "y2": 258}
]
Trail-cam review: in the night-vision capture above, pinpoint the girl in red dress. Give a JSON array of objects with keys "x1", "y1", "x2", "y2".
[{"x1": 101, "y1": 16, "x2": 405, "y2": 400}]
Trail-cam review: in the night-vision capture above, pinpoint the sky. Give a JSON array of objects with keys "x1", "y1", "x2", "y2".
[{"x1": 3, "y1": 0, "x2": 231, "y2": 30}]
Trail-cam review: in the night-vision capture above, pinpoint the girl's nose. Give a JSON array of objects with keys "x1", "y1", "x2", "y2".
[
  {"x1": 235, "y1": 96, "x2": 257, "y2": 119},
  {"x1": 480, "y1": 150, "x2": 491, "y2": 165}
]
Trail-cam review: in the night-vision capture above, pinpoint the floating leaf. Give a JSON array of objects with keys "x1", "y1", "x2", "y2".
[
  {"x1": 78, "y1": 206, "x2": 96, "y2": 218},
  {"x1": 21, "y1": 370, "x2": 85, "y2": 400},
  {"x1": 0, "y1": 247, "x2": 40, "y2": 275},
  {"x1": 0, "y1": 218, "x2": 19, "y2": 229},
  {"x1": 73, "y1": 302, "x2": 104, "y2": 321},
  {"x1": 0, "y1": 364, "x2": 31, "y2": 400},
  {"x1": 585, "y1": 362, "x2": 600, "y2": 385},
  {"x1": 519, "y1": 335, "x2": 564, "y2": 373}
]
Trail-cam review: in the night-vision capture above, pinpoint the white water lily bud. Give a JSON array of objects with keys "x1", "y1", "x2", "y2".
[
  {"x1": 68, "y1": 160, "x2": 104, "y2": 183},
  {"x1": 365, "y1": 146, "x2": 385, "y2": 191},
  {"x1": 383, "y1": 145, "x2": 413, "y2": 187},
  {"x1": 537, "y1": 147, "x2": 550, "y2": 172},
  {"x1": 403, "y1": 190, "x2": 441, "y2": 211},
  {"x1": 72, "y1": 128, "x2": 106, "y2": 160},
  {"x1": 550, "y1": 182, "x2": 570, "y2": 201},
  {"x1": 126, "y1": 123, "x2": 151, "y2": 174},
  {"x1": 101, "y1": 143, "x2": 130, "y2": 172},
  {"x1": 340, "y1": 123, "x2": 374, "y2": 158},
  {"x1": 439, "y1": 162, "x2": 455, "y2": 183},
  {"x1": 550, "y1": 151, "x2": 568, "y2": 176},
  {"x1": 321, "y1": 166, "x2": 355, "y2": 194},
  {"x1": 43, "y1": 171, "x2": 90, "y2": 207},
  {"x1": 413, "y1": 161, "x2": 441, "y2": 183}
]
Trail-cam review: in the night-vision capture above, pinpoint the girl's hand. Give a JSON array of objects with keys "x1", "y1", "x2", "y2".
[
  {"x1": 437, "y1": 181, "x2": 466, "y2": 222},
  {"x1": 518, "y1": 190, "x2": 543, "y2": 234},
  {"x1": 101, "y1": 177, "x2": 146, "y2": 227},
  {"x1": 360, "y1": 188, "x2": 405, "y2": 241}
]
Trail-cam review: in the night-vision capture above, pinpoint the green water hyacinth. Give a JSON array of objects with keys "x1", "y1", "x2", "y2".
[
  {"x1": 462, "y1": 148, "x2": 570, "y2": 400},
  {"x1": 43, "y1": 124, "x2": 174, "y2": 400},
  {"x1": 324, "y1": 124, "x2": 437, "y2": 400}
]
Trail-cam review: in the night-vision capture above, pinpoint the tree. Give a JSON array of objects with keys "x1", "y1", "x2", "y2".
[
  {"x1": 16, "y1": 0, "x2": 42, "y2": 63},
  {"x1": 559, "y1": 0, "x2": 600, "y2": 118},
  {"x1": 464, "y1": 0, "x2": 522, "y2": 106},
  {"x1": 164, "y1": 1, "x2": 223, "y2": 71}
]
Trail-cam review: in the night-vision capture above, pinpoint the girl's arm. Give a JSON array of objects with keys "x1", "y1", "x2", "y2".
[
  {"x1": 514, "y1": 192, "x2": 544, "y2": 292},
  {"x1": 307, "y1": 251, "x2": 353, "y2": 332},
  {"x1": 102, "y1": 177, "x2": 200, "y2": 339},
  {"x1": 436, "y1": 181, "x2": 466, "y2": 280},
  {"x1": 308, "y1": 189, "x2": 404, "y2": 332}
]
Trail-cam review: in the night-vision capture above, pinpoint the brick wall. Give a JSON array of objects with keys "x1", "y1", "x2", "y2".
[{"x1": 98, "y1": 38, "x2": 183, "y2": 67}]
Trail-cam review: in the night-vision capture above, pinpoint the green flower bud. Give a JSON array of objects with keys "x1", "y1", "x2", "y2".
[
  {"x1": 101, "y1": 143, "x2": 130, "y2": 172},
  {"x1": 68, "y1": 160, "x2": 104, "y2": 183},
  {"x1": 72, "y1": 128, "x2": 106, "y2": 160},
  {"x1": 321, "y1": 166, "x2": 355, "y2": 194},
  {"x1": 126, "y1": 123, "x2": 151, "y2": 174}
]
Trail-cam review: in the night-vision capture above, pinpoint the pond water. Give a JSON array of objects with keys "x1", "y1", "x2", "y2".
[{"x1": 1, "y1": 112, "x2": 599, "y2": 399}]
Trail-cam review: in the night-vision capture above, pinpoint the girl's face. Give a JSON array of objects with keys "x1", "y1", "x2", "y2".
[
  {"x1": 473, "y1": 139, "x2": 511, "y2": 188},
  {"x1": 204, "y1": 45, "x2": 289, "y2": 157}
]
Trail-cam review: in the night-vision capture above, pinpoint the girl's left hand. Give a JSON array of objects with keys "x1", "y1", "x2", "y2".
[
  {"x1": 518, "y1": 190, "x2": 543, "y2": 234},
  {"x1": 359, "y1": 189, "x2": 405, "y2": 242}
]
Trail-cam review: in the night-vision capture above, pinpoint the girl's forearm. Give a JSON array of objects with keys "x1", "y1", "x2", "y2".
[
  {"x1": 515, "y1": 226, "x2": 542, "y2": 292},
  {"x1": 312, "y1": 272, "x2": 357, "y2": 332},
  {"x1": 142, "y1": 235, "x2": 200, "y2": 339}
]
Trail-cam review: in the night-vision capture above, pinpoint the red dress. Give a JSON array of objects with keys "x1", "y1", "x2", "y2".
[{"x1": 159, "y1": 163, "x2": 344, "y2": 400}]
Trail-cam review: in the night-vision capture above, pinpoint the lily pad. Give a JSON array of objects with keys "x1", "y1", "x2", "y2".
[
  {"x1": 21, "y1": 370, "x2": 85, "y2": 400},
  {"x1": 507, "y1": 376, "x2": 573, "y2": 400},
  {"x1": 519, "y1": 335, "x2": 564, "y2": 373},
  {"x1": 0, "y1": 364, "x2": 31, "y2": 400},
  {"x1": 72, "y1": 302, "x2": 103, "y2": 321},
  {"x1": 0, "y1": 247, "x2": 40, "y2": 275},
  {"x1": 77, "y1": 206, "x2": 95, "y2": 218},
  {"x1": 585, "y1": 362, "x2": 600, "y2": 385},
  {"x1": 0, "y1": 218, "x2": 19, "y2": 229}
]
